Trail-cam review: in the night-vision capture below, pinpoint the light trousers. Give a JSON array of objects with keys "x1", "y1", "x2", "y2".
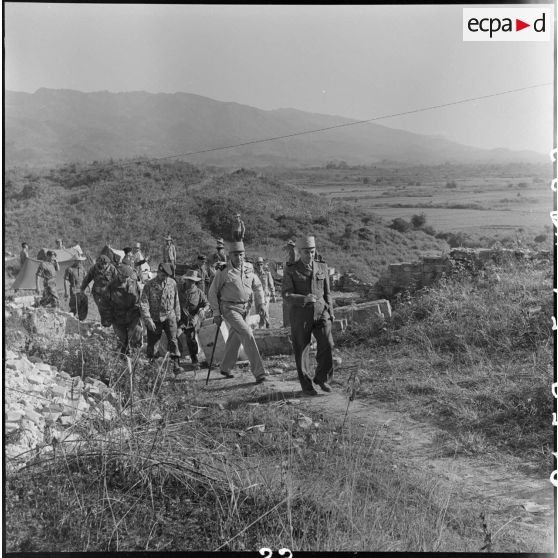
[{"x1": 221, "y1": 302, "x2": 265, "y2": 379}]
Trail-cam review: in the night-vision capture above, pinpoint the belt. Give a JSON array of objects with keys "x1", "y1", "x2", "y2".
[{"x1": 222, "y1": 300, "x2": 249, "y2": 304}]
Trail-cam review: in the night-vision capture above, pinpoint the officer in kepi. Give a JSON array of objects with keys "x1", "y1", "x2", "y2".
[
  {"x1": 281, "y1": 235, "x2": 335, "y2": 396},
  {"x1": 208, "y1": 240, "x2": 269, "y2": 384}
]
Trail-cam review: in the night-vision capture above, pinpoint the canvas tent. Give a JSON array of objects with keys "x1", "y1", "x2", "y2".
[
  {"x1": 100, "y1": 245, "x2": 125, "y2": 265},
  {"x1": 100, "y1": 245, "x2": 153, "y2": 282},
  {"x1": 12, "y1": 245, "x2": 87, "y2": 291}
]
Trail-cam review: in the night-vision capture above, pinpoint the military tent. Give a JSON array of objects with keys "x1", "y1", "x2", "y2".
[
  {"x1": 100, "y1": 245, "x2": 125, "y2": 265},
  {"x1": 12, "y1": 245, "x2": 88, "y2": 291}
]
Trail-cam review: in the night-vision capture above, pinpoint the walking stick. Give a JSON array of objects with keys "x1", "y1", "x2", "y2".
[{"x1": 205, "y1": 321, "x2": 221, "y2": 385}]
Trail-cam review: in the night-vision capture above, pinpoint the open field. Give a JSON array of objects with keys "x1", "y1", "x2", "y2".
[{"x1": 269, "y1": 162, "x2": 552, "y2": 236}]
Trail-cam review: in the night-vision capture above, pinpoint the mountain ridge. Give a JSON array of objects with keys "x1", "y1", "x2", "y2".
[{"x1": 5, "y1": 88, "x2": 546, "y2": 168}]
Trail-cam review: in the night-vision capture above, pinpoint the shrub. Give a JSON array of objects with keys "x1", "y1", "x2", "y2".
[
  {"x1": 389, "y1": 218, "x2": 411, "y2": 233},
  {"x1": 445, "y1": 181, "x2": 457, "y2": 189},
  {"x1": 534, "y1": 234, "x2": 547, "y2": 243},
  {"x1": 411, "y1": 213, "x2": 427, "y2": 229}
]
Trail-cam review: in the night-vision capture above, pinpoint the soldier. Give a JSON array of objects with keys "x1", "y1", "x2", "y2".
[
  {"x1": 55, "y1": 238, "x2": 65, "y2": 250},
  {"x1": 80, "y1": 254, "x2": 118, "y2": 327},
  {"x1": 20, "y1": 242, "x2": 29, "y2": 266},
  {"x1": 140, "y1": 262, "x2": 182, "y2": 373},
  {"x1": 195, "y1": 254, "x2": 212, "y2": 295},
  {"x1": 209, "y1": 238, "x2": 227, "y2": 268},
  {"x1": 282, "y1": 235, "x2": 335, "y2": 396},
  {"x1": 231, "y1": 213, "x2": 246, "y2": 241},
  {"x1": 285, "y1": 239, "x2": 297, "y2": 265},
  {"x1": 64, "y1": 254, "x2": 88, "y2": 320},
  {"x1": 208, "y1": 241, "x2": 268, "y2": 383},
  {"x1": 35, "y1": 250, "x2": 60, "y2": 307},
  {"x1": 107, "y1": 264, "x2": 143, "y2": 356},
  {"x1": 282, "y1": 239, "x2": 297, "y2": 327},
  {"x1": 177, "y1": 269, "x2": 209, "y2": 370},
  {"x1": 121, "y1": 247, "x2": 134, "y2": 267},
  {"x1": 162, "y1": 234, "x2": 177, "y2": 277},
  {"x1": 132, "y1": 242, "x2": 145, "y2": 265},
  {"x1": 254, "y1": 256, "x2": 276, "y2": 328}
]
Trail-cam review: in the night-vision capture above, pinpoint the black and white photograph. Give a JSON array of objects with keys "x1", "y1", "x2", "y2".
[{"x1": 3, "y1": 3, "x2": 556, "y2": 552}]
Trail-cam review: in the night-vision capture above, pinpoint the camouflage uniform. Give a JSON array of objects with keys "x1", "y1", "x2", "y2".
[
  {"x1": 140, "y1": 275, "x2": 181, "y2": 359},
  {"x1": 178, "y1": 283, "x2": 209, "y2": 363},
  {"x1": 36, "y1": 261, "x2": 60, "y2": 307},
  {"x1": 282, "y1": 259, "x2": 334, "y2": 392},
  {"x1": 64, "y1": 263, "x2": 88, "y2": 320},
  {"x1": 81, "y1": 262, "x2": 119, "y2": 326}
]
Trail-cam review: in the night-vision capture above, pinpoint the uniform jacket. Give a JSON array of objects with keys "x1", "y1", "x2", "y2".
[
  {"x1": 208, "y1": 261, "x2": 264, "y2": 317},
  {"x1": 36, "y1": 261, "x2": 60, "y2": 285},
  {"x1": 81, "y1": 263, "x2": 119, "y2": 296},
  {"x1": 255, "y1": 267, "x2": 276, "y2": 298},
  {"x1": 282, "y1": 259, "x2": 333, "y2": 320},
  {"x1": 163, "y1": 243, "x2": 177, "y2": 263},
  {"x1": 64, "y1": 264, "x2": 86, "y2": 295},
  {"x1": 108, "y1": 277, "x2": 141, "y2": 325},
  {"x1": 178, "y1": 284, "x2": 208, "y2": 328},
  {"x1": 140, "y1": 275, "x2": 180, "y2": 322}
]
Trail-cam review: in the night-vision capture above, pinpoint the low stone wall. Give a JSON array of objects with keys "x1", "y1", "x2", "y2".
[
  {"x1": 253, "y1": 328, "x2": 293, "y2": 356},
  {"x1": 334, "y1": 299, "x2": 392, "y2": 325},
  {"x1": 375, "y1": 255, "x2": 452, "y2": 298}
]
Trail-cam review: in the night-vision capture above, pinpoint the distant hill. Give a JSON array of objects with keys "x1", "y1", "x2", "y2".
[
  {"x1": 4, "y1": 160, "x2": 448, "y2": 282},
  {"x1": 5, "y1": 89, "x2": 546, "y2": 168}
]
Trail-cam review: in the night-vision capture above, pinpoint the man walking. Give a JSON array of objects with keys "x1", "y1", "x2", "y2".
[
  {"x1": 177, "y1": 269, "x2": 209, "y2": 370},
  {"x1": 64, "y1": 254, "x2": 88, "y2": 320},
  {"x1": 209, "y1": 239, "x2": 227, "y2": 268},
  {"x1": 162, "y1": 234, "x2": 177, "y2": 277},
  {"x1": 35, "y1": 251, "x2": 60, "y2": 307},
  {"x1": 282, "y1": 235, "x2": 335, "y2": 396},
  {"x1": 282, "y1": 239, "x2": 297, "y2": 327},
  {"x1": 140, "y1": 262, "x2": 182, "y2": 373},
  {"x1": 254, "y1": 256, "x2": 276, "y2": 328},
  {"x1": 80, "y1": 254, "x2": 118, "y2": 327},
  {"x1": 208, "y1": 241, "x2": 268, "y2": 384},
  {"x1": 107, "y1": 264, "x2": 143, "y2": 356},
  {"x1": 195, "y1": 254, "x2": 212, "y2": 295}
]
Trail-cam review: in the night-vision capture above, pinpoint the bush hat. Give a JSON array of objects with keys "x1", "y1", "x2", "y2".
[
  {"x1": 297, "y1": 236, "x2": 316, "y2": 249},
  {"x1": 158, "y1": 262, "x2": 173, "y2": 276},
  {"x1": 182, "y1": 269, "x2": 202, "y2": 282},
  {"x1": 228, "y1": 241, "x2": 245, "y2": 253}
]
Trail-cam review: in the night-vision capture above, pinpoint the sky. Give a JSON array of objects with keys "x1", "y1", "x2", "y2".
[{"x1": 4, "y1": 3, "x2": 556, "y2": 153}]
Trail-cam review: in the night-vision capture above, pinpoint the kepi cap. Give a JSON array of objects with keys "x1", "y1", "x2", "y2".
[
  {"x1": 228, "y1": 241, "x2": 245, "y2": 253},
  {"x1": 297, "y1": 235, "x2": 316, "y2": 249}
]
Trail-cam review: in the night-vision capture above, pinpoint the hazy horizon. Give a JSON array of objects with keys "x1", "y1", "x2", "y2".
[{"x1": 5, "y1": 3, "x2": 555, "y2": 154}]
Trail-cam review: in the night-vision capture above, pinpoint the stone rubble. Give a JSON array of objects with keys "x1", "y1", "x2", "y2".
[{"x1": 4, "y1": 348, "x2": 121, "y2": 471}]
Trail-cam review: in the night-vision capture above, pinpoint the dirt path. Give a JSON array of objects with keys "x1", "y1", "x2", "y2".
[{"x1": 192, "y1": 363, "x2": 554, "y2": 552}]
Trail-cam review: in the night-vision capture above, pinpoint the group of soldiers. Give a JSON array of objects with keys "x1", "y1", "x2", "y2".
[{"x1": 32, "y1": 232, "x2": 335, "y2": 396}]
